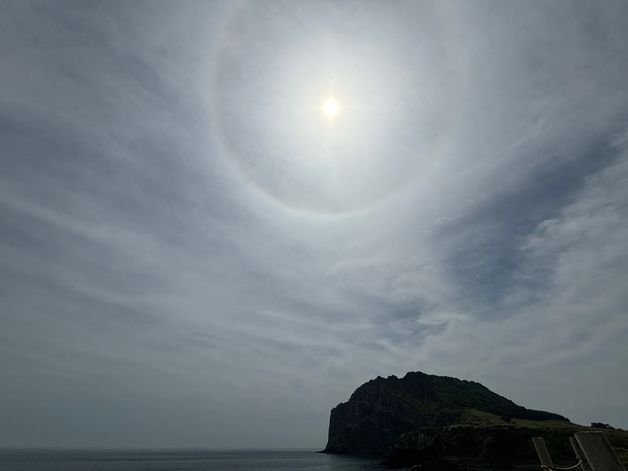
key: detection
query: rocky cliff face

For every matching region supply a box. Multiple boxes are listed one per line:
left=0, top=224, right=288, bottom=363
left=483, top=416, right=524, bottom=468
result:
left=323, top=371, right=569, bottom=456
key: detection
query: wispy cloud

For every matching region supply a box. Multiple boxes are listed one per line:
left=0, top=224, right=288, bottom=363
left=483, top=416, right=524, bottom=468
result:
left=1, top=0, right=627, bottom=448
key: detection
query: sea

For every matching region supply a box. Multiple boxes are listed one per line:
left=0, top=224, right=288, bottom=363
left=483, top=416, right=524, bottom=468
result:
left=0, top=450, right=385, bottom=471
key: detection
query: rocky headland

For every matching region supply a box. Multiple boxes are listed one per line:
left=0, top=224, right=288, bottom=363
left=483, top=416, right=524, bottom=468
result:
left=322, top=371, right=628, bottom=469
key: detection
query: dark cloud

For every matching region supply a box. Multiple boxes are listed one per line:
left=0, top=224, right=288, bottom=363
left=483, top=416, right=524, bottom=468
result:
left=437, top=138, right=623, bottom=312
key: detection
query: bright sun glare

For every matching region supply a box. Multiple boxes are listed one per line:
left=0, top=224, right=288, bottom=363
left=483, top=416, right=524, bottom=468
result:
left=322, top=97, right=340, bottom=120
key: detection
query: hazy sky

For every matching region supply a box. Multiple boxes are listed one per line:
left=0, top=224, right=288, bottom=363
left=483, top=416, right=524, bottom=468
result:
left=1, top=0, right=628, bottom=448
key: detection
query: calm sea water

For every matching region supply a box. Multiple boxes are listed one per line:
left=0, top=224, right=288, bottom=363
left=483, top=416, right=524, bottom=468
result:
left=0, top=450, right=385, bottom=471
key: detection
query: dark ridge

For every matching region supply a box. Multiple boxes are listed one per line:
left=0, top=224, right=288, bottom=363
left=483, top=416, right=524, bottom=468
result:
left=323, top=371, right=569, bottom=456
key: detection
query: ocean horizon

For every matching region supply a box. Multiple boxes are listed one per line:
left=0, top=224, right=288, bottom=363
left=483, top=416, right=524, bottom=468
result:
left=0, top=449, right=384, bottom=471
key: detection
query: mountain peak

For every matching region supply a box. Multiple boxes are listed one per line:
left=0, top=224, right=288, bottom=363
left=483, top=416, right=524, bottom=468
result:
left=324, top=371, right=569, bottom=456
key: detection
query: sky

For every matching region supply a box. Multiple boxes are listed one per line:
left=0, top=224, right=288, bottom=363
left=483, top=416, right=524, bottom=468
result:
left=1, top=0, right=628, bottom=449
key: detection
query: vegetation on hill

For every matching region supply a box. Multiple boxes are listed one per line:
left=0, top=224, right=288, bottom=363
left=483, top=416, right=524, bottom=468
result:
left=353, top=371, right=569, bottom=423
left=323, top=371, right=628, bottom=469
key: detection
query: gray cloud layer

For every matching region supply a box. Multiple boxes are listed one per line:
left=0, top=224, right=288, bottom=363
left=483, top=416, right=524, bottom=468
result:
left=1, top=0, right=628, bottom=448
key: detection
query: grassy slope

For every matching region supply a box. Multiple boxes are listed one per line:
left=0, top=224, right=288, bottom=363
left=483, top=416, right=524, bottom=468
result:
left=458, top=408, right=628, bottom=467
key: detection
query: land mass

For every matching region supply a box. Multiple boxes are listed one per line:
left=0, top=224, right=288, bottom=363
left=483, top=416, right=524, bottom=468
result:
left=322, top=371, right=628, bottom=469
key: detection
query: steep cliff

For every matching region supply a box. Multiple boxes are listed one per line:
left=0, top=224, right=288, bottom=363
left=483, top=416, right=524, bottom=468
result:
left=323, top=371, right=569, bottom=456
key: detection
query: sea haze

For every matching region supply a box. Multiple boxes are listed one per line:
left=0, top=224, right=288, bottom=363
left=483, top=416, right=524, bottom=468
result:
left=0, top=450, right=382, bottom=471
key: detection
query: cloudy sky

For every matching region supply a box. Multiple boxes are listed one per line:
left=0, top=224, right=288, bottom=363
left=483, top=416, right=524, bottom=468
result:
left=2, top=0, right=628, bottom=449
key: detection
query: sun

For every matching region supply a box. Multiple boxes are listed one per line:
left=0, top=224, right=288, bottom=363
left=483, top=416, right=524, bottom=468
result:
left=321, top=97, right=341, bottom=120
